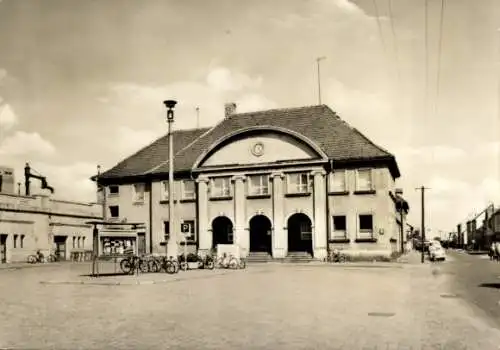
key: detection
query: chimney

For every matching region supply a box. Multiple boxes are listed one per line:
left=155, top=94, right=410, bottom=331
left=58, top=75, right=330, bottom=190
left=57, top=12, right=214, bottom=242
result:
left=224, top=102, right=237, bottom=118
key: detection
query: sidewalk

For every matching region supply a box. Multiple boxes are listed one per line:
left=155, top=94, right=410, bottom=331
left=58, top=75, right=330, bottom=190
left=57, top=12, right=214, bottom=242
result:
left=396, top=250, right=430, bottom=265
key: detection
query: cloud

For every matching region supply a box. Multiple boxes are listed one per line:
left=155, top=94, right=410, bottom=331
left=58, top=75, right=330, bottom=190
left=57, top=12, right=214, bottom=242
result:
left=114, top=126, right=163, bottom=159
left=105, top=66, right=278, bottom=131
left=395, top=145, right=468, bottom=164
left=332, top=0, right=366, bottom=15
left=27, top=161, right=98, bottom=202
left=0, top=104, right=18, bottom=130
left=206, top=67, right=262, bottom=92
left=0, top=131, right=56, bottom=157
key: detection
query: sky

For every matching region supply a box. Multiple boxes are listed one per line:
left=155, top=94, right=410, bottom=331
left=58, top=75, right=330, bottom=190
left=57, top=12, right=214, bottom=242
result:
left=0, top=0, right=498, bottom=234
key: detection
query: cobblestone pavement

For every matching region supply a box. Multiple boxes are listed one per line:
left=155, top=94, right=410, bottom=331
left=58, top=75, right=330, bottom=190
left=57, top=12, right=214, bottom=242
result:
left=1, top=259, right=500, bottom=349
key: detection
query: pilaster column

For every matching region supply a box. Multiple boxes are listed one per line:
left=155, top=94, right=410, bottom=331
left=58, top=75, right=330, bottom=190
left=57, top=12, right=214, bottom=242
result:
left=196, top=176, right=210, bottom=255
left=271, top=172, right=285, bottom=258
left=232, top=175, right=247, bottom=257
left=312, top=169, right=327, bottom=260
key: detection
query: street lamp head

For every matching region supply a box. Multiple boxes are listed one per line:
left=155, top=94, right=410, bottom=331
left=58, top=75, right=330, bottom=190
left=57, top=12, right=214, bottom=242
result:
left=163, top=100, right=177, bottom=109
left=163, top=100, right=178, bottom=122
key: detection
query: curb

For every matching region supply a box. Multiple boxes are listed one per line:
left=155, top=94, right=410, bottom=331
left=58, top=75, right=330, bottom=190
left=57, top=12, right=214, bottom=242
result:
left=0, top=263, right=66, bottom=271
left=40, top=270, right=234, bottom=286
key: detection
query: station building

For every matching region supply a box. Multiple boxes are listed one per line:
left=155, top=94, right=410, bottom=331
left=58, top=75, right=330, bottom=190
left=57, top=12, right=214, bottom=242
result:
left=96, top=104, right=409, bottom=260
left=0, top=176, right=102, bottom=263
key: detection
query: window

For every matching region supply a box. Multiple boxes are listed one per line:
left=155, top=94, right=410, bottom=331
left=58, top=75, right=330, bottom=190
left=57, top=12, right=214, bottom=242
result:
left=359, top=214, right=374, bottom=238
left=20, top=235, right=25, bottom=248
left=287, top=173, right=309, bottom=194
left=182, top=181, right=196, bottom=200
left=331, top=170, right=347, bottom=192
left=248, top=175, right=269, bottom=196
left=109, top=185, right=119, bottom=195
left=163, top=221, right=170, bottom=241
left=210, top=177, right=231, bottom=198
left=356, top=169, right=373, bottom=191
left=77, top=237, right=81, bottom=248
left=332, top=216, right=347, bottom=238
left=73, top=236, right=76, bottom=248
left=109, top=205, right=119, bottom=218
left=180, top=220, right=196, bottom=242
left=133, top=183, right=145, bottom=202
left=161, top=181, right=176, bottom=201
left=82, top=237, right=86, bottom=248
left=13, top=234, right=18, bottom=248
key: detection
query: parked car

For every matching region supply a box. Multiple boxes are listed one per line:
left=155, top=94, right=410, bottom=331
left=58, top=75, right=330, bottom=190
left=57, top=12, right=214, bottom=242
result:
left=429, top=242, right=446, bottom=261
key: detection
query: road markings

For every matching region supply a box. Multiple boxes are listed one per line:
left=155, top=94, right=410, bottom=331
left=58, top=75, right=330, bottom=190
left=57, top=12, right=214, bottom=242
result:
left=367, top=312, right=395, bottom=317
left=440, top=293, right=460, bottom=299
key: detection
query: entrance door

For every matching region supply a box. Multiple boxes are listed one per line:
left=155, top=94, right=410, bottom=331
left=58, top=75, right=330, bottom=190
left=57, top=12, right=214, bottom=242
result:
left=287, top=213, right=313, bottom=254
left=54, top=236, right=67, bottom=261
left=249, top=215, right=272, bottom=253
left=212, top=216, right=234, bottom=249
left=0, top=235, right=7, bottom=263
left=137, top=232, right=146, bottom=255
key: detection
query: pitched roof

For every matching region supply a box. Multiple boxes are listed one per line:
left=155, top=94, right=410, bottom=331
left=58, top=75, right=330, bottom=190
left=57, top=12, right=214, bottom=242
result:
left=98, top=105, right=400, bottom=180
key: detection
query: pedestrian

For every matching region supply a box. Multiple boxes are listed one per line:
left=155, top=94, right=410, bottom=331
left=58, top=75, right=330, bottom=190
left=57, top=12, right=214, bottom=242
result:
left=490, top=242, right=495, bottom=260
left=495, top=241, right=500, bottom=262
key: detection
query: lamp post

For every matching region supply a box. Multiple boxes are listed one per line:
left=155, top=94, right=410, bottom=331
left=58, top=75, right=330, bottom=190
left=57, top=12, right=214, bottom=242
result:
left=164, top=100, right=178, bottom=258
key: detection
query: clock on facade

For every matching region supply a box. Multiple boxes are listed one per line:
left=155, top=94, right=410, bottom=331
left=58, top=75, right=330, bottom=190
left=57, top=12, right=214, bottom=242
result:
left=251, top=142, right=265, bottom=157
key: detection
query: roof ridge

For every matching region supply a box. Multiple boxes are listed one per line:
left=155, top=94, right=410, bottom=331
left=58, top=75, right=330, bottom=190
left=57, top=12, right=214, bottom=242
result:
left=101, top=127, right=211, bottom=177
left=228, top=104, right=326, bottom=118
left=142, top=120, right=225, bottom=175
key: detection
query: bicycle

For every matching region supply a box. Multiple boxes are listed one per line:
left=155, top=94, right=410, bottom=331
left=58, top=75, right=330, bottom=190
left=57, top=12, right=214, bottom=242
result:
left=238, top=257, right=246, bottom=269
left=27, top=250, right=46, bottom=264
left=324, top=249, right=347, bottom=263
left=162, top=256, right=178, bottom=274
left=198, top=254, right=215, bottom=270
left=216, top=253, right=239, bottom=269
left=120, top=255, right=148, bottom=275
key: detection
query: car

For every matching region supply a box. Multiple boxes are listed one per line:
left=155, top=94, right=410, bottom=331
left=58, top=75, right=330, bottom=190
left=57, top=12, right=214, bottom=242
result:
left=429, top=243, right=446, bottom=262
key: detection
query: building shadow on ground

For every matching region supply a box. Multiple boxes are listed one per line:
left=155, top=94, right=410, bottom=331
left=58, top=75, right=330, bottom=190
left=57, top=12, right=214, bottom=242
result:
left=79, top=272, right=128, bottom=277
left=478, top=283, right=500, bottom=289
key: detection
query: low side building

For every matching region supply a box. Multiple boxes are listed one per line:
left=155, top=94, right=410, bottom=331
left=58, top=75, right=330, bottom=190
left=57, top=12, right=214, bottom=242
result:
left=0, top=193, right=102, bottom=263
left=96, top=104, right=409, bottom=260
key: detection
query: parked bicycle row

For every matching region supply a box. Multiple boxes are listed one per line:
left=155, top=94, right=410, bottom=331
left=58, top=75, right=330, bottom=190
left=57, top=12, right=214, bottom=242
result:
left=119, top=252, right=247, bottom=275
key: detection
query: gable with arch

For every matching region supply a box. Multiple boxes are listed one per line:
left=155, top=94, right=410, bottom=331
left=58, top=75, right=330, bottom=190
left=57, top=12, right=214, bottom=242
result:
left=193, top=126, right=328, bottom=169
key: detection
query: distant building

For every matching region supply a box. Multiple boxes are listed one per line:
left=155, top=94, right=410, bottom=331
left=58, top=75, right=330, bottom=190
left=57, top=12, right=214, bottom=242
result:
left=0, top=166, right=15, bottom=195
left=0, top=193, right=102, bottom=264
left=95, top=103, right=409, bottom=260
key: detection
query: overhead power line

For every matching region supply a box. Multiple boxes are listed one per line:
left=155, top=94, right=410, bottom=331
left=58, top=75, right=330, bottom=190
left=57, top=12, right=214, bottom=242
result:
left=387, top=0, right=401, bottom=85
left=424, top=0, right=429, bottom=119
left=434, top=0, right=446, bottom=116
left=372, top=0, right=388, bottom=57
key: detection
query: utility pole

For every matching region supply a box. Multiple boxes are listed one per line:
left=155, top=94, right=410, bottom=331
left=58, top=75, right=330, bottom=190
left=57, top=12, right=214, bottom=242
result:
left=316, top=56, right=326, bottom=105
left=416, top=186, right=430, bottom=263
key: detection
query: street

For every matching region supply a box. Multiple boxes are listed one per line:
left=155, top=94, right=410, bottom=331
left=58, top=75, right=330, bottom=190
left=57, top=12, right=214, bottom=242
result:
left=1, top=257, right=500, bottom=349
left=437, top=250, right=500, bottom=329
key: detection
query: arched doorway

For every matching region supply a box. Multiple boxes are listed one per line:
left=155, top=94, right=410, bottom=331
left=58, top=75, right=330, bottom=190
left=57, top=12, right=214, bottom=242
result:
left=287, top=213, right=313, bottom=254
left=212, top=216, right=234, bottom=249
left=249, top=215, right=272, bottom=253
